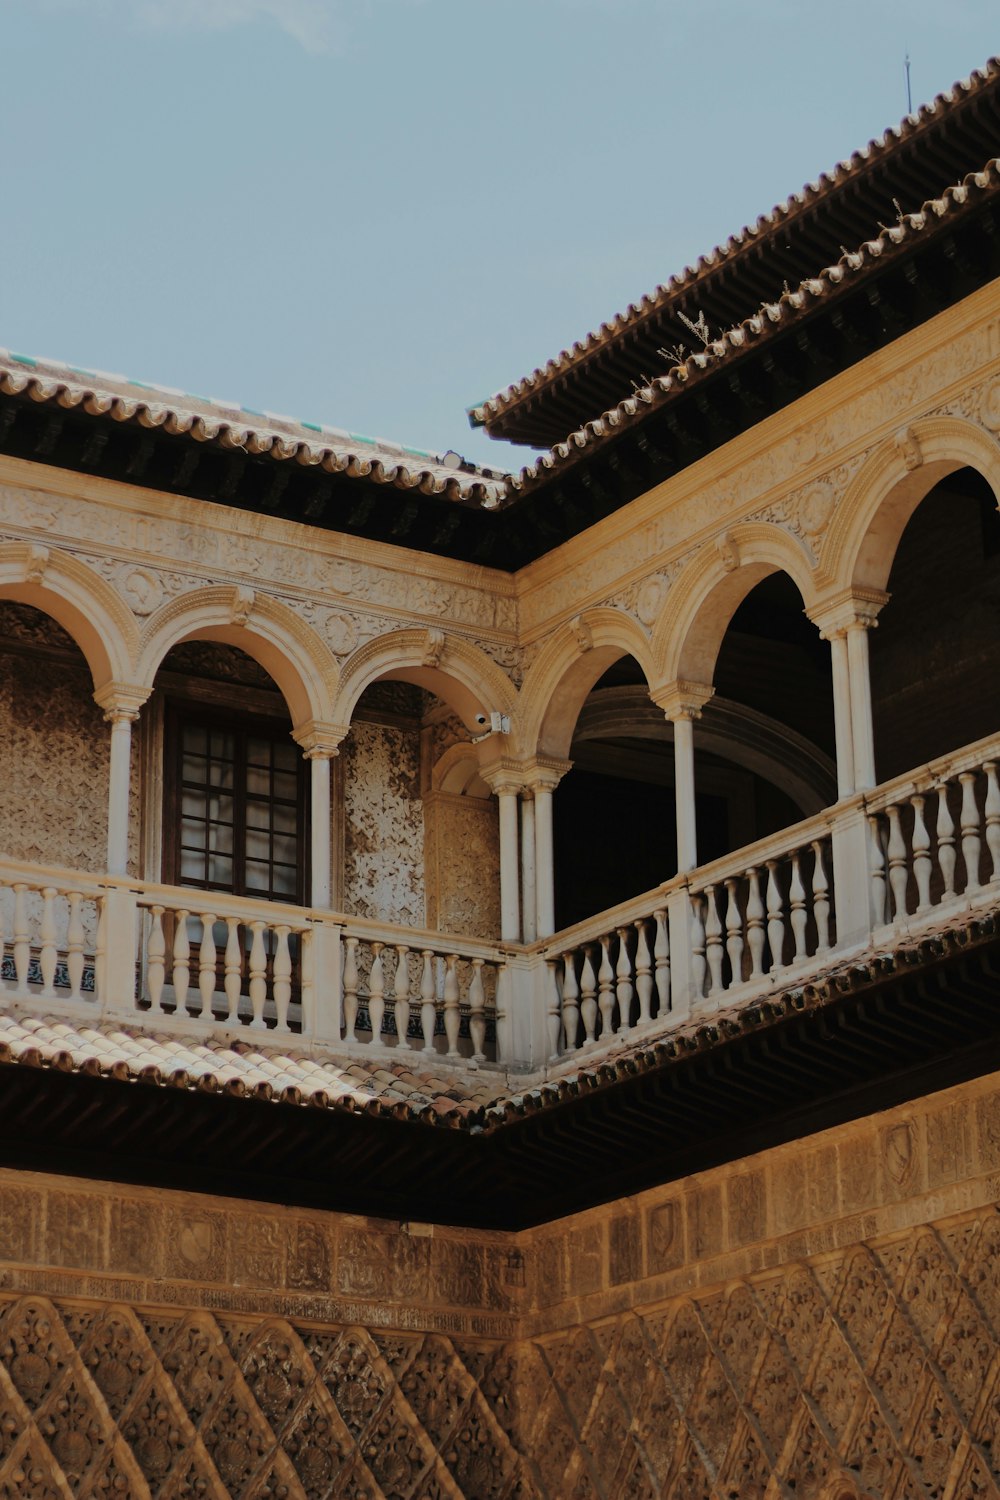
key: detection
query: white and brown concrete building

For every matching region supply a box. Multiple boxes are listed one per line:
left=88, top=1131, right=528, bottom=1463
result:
left=1, top=56, right=1000, bottom=1499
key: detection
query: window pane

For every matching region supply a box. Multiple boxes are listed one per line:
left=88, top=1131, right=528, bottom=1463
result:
left=246, top=798, right=271, bottom=831
left=246, top=828, right=270, bottom=862
left=247, top=737, right=271, bottom=768
left=210, top=730, right=233, bottom=759
left=181, top=850, right=205, bottom=881
left=181, top=817, right=207, bottom=848
left=273, top=772, right=298, bottom=802
left=246, top=765, right=270, bottom=797
left=182, top=792, right=207, bottom=819
left=208, top=823, right=233, bottom=855
left=273, top=865, right=297, bottom=897
left=273, top=834, right=298, bottom=865
left=182, top=726, right=208, bottom=756
left=181, top=754, right=207, bottom=784
left=207, top=794, right=234, bottom=824
left=272, top=804, right=298, bottom=835
left=208, top=761, right=234, bottom=789
left=245, top=860, right=271, bottom=893
left=273, top=740, right=297, bottom=771
left=208, top=854, right=233, bottom=885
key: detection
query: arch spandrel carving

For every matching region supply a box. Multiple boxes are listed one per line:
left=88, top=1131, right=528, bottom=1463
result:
left=0, top=543, right=137, bottom=693
left=136, top=585, right=339, bottom=730
left=334, top=629, right=517, bottom=737
left=823, top=413, right=1000, bottom=596
left=519, top=607, right=654, bottom=762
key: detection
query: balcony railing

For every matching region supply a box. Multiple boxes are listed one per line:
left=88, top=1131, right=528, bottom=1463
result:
left=3, top=729, right=1000, bottom=1075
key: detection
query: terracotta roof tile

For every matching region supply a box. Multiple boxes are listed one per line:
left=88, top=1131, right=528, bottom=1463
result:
left=500, top=160, right=1000, bottom=499
left=0, top=350, right=509, bottom=507
left=470, top=58, right=1000, bottom=438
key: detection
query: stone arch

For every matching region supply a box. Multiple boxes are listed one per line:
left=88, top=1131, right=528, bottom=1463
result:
left=136, top=586, right=338, bottom=729
left=431, top=742, right=491, bottom=798
left=0, top=542, right=137, bottom=693
left=520, top=607, right=655, bottom=761
left=826, top=413, right=1000, bottom=595
left=652, top=524, right=818, bottom=687
left=334, top=629, right=516, bottom=734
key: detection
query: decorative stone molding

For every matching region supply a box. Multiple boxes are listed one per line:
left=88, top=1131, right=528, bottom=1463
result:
left=651, top=679, right=715, bottom=722
left=808, top=585, right=890, bottom=639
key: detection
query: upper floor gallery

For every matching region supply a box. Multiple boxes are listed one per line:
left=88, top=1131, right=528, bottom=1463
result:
left=2, top=69, right=1000, bottom=1081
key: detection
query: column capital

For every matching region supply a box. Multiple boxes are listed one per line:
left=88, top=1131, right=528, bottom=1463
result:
left=523, top=756, right=573, bottom=795
left=650, top=679, right=715, bottom=722
left=292, top=720, right=348, bottom=759
left=479, top=758, right=528, bottom=798
left=808, top=586, right=889, bottom=640
left=93, top=682, right=150, bottom=725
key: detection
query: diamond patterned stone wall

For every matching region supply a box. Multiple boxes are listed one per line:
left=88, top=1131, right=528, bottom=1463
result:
left=3, top=1206, right=1000, bottom=1495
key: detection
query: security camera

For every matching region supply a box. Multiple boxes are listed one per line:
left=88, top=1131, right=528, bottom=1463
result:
left=473, top=712, right=489, bottom=727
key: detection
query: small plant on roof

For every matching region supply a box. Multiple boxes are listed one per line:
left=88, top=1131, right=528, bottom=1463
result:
left=677, top=309, right=713, bottom=346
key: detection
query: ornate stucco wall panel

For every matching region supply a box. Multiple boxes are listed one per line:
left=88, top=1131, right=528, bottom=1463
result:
left=341, top=719, right=425, bottom=925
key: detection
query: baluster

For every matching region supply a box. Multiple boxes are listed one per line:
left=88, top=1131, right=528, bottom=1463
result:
left=615, top=927, right=633, bottom=1032
left=886, top=804, right=909, bottom=920
left=765, top=861, right=786, bottom=971
left=561, top=951, right=581, bottom=1049
left=960, top=771, right=982, bottom=894
left=634, top=921, right=653, bottom=1027
left=198, top=912, right=218, bottom=1020
left=343, top=936, right=360, bottom=1043
left=985, top=762, right=1000, bottom=881
left=703, top=886, right=724, bottom=995
left=393, top=944, right=411, bottom=1049
left=248, top=921, right=267, bottom=1030
left=469, top=959, right=486, bottom=1063
left=546, top=959, right=562, bottom=1060
left=868, top=815, right=888, bottom=926
left=443, top=954, right=461, bottom=1058
left=690, top=896, right=707, bottom=999
left=597, top=936, right=615, bottom=1036
left=580, top=946, right=598, bottom=1045
left=39, top=888, right=57, bottom=999
left=94, top=895, right=107, bottom=1005
left=788, top=854, right=808, bottom=962
left=419, top=949, right=436, bottom=1052
left=746, top=868, right=765, bottom=979
left=273, top=925, right=291, bottom=1032
left=652, top=908, right=670, bottom=1017
left=170, top=910, right=190, bottom=1014
left=936, top=785, right=957, bottom=899
left=300, top=926, right=316, bottom=1036
left=66, top=892, right=85, bottom=1002
left=13, top=883, right=29, bottom=997
left=724, top=878, right=744, bottom=985
left=369, top=942, right=386, bottom=1044
left=911, top=796, right=932, bottom=912
left=146, top=906, right=166, bottom=1014
left=222, top=918, right=242, bottom=1024
left=811, top=842, right=830, bottom=953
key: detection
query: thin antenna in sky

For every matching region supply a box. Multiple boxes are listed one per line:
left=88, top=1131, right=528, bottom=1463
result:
left=905, top=51, right=913, bottom=114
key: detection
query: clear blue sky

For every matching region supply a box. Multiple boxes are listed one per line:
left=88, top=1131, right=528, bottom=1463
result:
left=1, top=1, right=997, bottom=468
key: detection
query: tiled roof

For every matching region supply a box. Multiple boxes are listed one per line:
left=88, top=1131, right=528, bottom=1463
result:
left=0, top=350, right=509, bottom=507
left=469, top=58, right=1000, bottom=441
left=0, top=1012, right=505, bottom=1126
left=3, top=903, right=997, bottom=1139
left=499, top=159, right=1000, bottom=500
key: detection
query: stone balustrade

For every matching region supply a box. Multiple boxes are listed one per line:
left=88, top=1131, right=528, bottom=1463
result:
left=4, top=729, right=1000, bottom=1073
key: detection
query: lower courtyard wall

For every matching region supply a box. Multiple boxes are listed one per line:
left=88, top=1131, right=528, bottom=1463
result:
left=1, top=1072, right=1000, bottom=1495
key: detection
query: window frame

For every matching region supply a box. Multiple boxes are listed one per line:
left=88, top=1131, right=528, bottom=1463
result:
left=162, top=698, right=310, bottom=907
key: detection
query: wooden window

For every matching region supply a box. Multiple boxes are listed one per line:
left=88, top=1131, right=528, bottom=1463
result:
left=164, top=703, right=308, bottom=903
